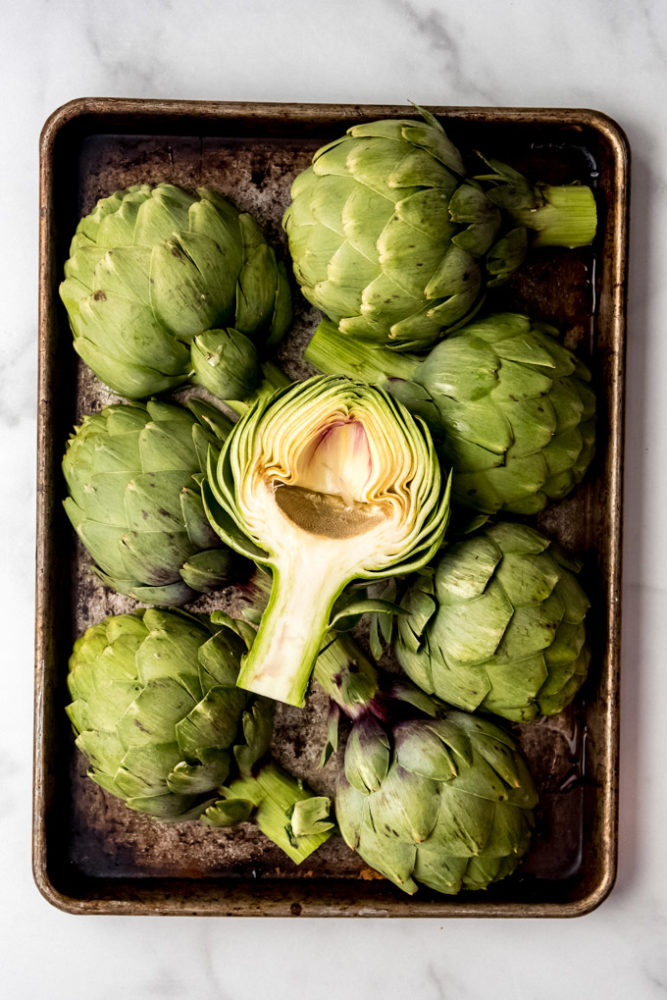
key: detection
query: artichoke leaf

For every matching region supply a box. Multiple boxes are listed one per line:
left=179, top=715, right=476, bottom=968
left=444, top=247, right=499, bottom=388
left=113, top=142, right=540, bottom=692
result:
left=356, top=817, right=419, bottom=893
left=166, top=751, right=231, bottom=795
left=412, top=843, right=469, bottom=894
left=121, top=580, right=196, bottom=606
left=344, top=718, right=391, bottom=794
left=369, top=764, right=440, bottom=844
left=175, top=686, right=248, bottom=758
left=394, top=721, right=459, bottom=781
left=115, top=741, right=183, bottom=798
left=203, top=797, right=254, bottom=827
left=180, top=548, right=237, bottom=593
left=494, top=550, right=560, bottom=605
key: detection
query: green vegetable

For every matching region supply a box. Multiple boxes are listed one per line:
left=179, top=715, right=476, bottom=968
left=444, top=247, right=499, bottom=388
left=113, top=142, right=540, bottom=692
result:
left=62, top=398, right=238, bottom=605
left=315, top=635, right=537, bottom=894
left=203, top=375, right=450, bottom=707
left=60, top=183, right=291, bottom=398
left=306, top=313, right=595, bottom=514
left=67, top=608, right=332, bottom=863
left=396, top=521, right=591, bottom=721
left=284, top=109, right=596, bottom=351
left=190, top=327, right=261, bottom=401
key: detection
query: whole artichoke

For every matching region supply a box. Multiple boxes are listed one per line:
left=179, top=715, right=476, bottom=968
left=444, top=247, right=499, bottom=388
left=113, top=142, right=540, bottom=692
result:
left=306, top=313, right=595, bottom=514
left=203, top=375, right=450, bottom=707
left=62, top=398, right=238, bottom=605
left=60, top=183, right=292, bottom=398
left=396, top=521, right=591, bottom=722
left=314, top=637, right=537, bottom=895
left=67, top=609, right=332, bottom=862
left=283, top=109, right=596, bottom=351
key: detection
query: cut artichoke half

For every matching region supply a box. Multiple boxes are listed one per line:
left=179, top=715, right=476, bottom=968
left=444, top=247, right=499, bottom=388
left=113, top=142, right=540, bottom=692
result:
left=203, top=375, right=450, bottom=707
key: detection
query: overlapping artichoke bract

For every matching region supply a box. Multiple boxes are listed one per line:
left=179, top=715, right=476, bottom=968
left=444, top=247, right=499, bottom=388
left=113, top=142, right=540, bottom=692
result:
left=62, top=398, right=238, bottom=606
left=314, top=636, right=537, bottom=895
left=306, top=313, right=596, bottom=515
left=283, top=109, right=596, bottom=351
left=60, top=183, right=291, bottom=398
left=396, top=522, right=591, bottom=722
left=203, top=375, right=450, bottom=707
left=67, top=609, right=332, bottom=863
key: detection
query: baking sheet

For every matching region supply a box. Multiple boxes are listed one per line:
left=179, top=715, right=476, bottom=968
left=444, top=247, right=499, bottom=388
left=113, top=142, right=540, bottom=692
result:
left=35, top=99, right=628, bottom=916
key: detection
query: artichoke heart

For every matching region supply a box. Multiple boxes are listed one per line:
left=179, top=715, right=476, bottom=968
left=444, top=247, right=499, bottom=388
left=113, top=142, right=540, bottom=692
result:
left=203, top=375, right=450, bottom=707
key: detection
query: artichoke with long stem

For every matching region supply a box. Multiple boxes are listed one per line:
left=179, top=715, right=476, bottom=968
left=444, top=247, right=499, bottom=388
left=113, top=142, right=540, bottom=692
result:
left=395, top=521, right=591, bottom=721
left=306, top=313, right=595, bottom=514
left=67, top=608, right=332, bottom=863
left=203, top=375, right=450, bottom=707
left=60, top=183, right=291, bottom=398
left=62, top=398, right=238, bottom=605
left=314, top=635, right=538, bottom=895
left=284, top=108, right=596, bottom=351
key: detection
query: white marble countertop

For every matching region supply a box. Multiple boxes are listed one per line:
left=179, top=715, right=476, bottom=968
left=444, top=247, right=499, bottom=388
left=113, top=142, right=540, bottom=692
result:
left=2, top=0, right=666, bottom=996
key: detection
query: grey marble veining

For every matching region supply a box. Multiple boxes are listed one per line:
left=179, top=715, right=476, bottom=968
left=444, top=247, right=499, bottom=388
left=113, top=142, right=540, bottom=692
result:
left=1, top=0, right=667, bottom=997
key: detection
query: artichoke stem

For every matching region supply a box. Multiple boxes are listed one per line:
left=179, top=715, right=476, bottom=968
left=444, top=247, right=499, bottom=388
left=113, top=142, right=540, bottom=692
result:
left=305, top=320, right=418, bottom=384
left=236, top=559, right=342, bottom=707
left=513, top=184, right=597, bottom=248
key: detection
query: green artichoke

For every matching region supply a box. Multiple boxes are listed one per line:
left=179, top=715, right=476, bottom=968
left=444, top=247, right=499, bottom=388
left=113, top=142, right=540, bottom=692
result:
left=314, top=635, right=537, bottom=895
left=67, top=608, right=332, bottom=863
left=60, top=183, right=291, bottom=398
left=62, top=398, right=238, bottom=605
left=203, top=375, right=450, bottom=707
left=306, top=313, right=595, bottom=514
left=283, top=109, right=596, bottom=351
left=396, top=521, right=591, bottom=722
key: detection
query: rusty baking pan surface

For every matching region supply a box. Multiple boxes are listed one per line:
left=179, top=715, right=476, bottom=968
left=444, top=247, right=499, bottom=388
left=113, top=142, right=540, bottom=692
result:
left=35, top=99, right=628, bottom=917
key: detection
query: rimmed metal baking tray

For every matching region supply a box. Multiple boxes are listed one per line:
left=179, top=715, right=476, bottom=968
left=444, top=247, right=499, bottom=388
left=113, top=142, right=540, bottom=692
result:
left=35, top=98, right=628, bottom=917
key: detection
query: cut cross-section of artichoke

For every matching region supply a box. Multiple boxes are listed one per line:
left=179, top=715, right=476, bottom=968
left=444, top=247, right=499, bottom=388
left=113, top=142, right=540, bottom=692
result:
left=203, top=375, right=450, bottom=707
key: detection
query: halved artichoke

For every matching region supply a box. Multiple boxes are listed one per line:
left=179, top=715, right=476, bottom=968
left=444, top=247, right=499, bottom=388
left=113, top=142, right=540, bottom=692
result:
left=203, top=375, right=450, bottom=706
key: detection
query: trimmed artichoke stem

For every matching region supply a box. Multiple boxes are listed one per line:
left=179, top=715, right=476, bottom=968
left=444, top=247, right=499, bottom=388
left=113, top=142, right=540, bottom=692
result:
left=510, top=184, right=597, bottom=248
left=305, top=323, right=417, bottom=385
left=236, top=559, right=342, bottom=707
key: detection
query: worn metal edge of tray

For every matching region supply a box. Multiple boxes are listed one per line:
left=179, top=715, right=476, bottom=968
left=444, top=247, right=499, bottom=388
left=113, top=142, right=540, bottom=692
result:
left=34, top=97, right=629, bottom=917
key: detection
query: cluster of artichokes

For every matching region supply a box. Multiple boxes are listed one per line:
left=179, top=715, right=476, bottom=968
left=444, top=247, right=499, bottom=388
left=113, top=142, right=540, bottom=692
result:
left=58, top=108, right=597, bottom=896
